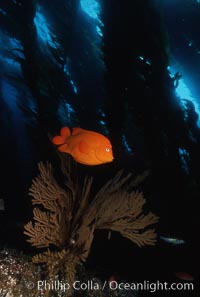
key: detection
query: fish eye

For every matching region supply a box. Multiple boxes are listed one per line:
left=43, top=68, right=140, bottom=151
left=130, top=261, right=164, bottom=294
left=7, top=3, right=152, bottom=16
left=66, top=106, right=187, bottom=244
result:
left=105, top=148, right=110, bottom=152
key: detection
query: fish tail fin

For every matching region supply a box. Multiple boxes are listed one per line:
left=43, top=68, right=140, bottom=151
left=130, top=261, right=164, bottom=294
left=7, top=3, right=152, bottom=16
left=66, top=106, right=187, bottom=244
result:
left=58, top=144, right=70, bottom=153
left=52, top=135, right=65, bottom=145
left=60, top=127, right=71, bottom=138
left=52, top=127, right=71, bottom=145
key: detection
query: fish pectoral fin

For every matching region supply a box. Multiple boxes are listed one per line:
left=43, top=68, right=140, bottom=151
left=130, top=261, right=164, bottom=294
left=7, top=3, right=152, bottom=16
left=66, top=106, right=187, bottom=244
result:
left=58, top=143, right=70, bottom=153
left=78, top=141, right=90, bottom=154
left=72, top=127, right=85, bottom=135
left=52, top=135, right=65, bottom=145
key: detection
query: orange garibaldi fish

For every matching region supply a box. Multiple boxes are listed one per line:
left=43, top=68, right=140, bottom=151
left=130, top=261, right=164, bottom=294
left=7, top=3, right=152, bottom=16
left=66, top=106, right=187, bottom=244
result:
left=52, top=127, right=114, bottom=165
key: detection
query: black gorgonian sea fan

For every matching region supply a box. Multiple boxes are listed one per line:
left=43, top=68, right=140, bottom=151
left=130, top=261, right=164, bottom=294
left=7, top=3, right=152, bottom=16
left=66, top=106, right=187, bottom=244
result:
left=24, top=155, right=158, bottom=295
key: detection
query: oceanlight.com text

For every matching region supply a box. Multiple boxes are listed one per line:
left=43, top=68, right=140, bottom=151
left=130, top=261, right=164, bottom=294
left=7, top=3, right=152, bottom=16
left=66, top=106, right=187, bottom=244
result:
left=27, top=279, right=195, bottom=293
left=108, top=280, right=194, bottom=293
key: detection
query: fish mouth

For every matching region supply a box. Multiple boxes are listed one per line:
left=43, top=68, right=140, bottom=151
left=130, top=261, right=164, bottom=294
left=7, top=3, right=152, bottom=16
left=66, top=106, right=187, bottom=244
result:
left=109, top=156, right=114, bottom=162
left=96, top=155, right=114, bottom=164
left=92, top=149, right=114, bottom=164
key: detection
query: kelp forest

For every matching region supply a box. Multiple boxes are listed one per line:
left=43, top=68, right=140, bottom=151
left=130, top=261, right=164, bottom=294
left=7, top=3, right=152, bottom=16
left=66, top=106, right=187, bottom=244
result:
left=0, top=0, right=199, bottom=296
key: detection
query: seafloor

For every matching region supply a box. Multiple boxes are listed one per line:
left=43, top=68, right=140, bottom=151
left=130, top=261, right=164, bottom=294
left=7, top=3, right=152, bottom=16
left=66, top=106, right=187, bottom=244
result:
left=0, top=249, right=138, bottom=297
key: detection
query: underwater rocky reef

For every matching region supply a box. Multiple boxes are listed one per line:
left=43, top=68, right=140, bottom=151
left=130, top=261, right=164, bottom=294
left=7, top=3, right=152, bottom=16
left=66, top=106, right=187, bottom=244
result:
left=0, top=250, right=139, bottom=297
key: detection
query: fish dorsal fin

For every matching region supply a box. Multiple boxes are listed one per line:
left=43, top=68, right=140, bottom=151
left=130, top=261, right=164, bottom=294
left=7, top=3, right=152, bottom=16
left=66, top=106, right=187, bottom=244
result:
left=72, top=127, right=85, bottom=135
